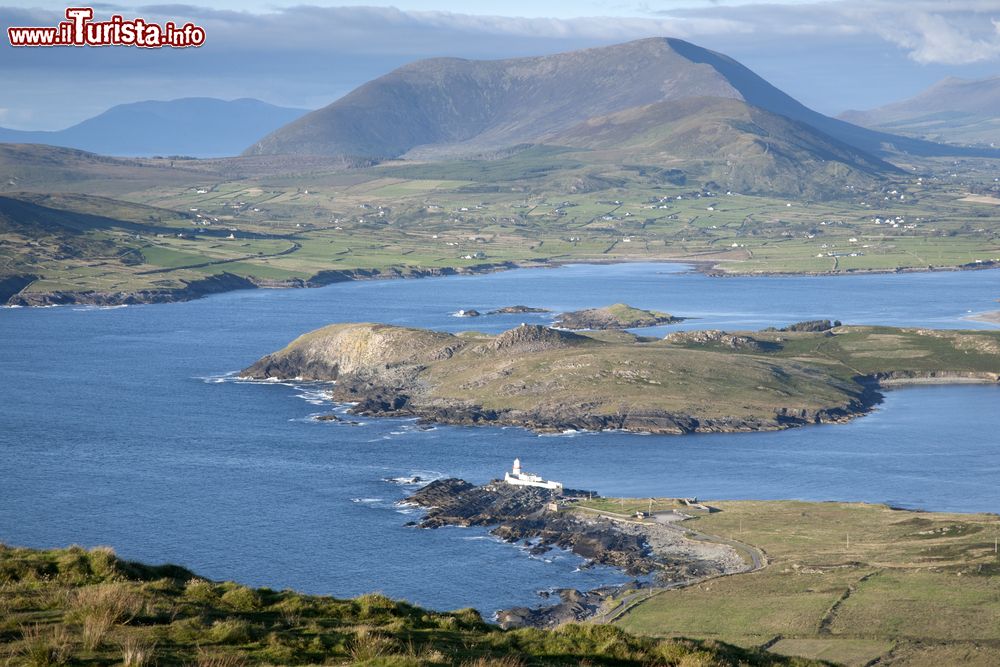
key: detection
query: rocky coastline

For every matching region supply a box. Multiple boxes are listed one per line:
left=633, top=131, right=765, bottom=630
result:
left=5, top=258, right=997, bottom=307
left=405, top=478, right=750, bottom=628
left=2, top=261, right=528, bottom=307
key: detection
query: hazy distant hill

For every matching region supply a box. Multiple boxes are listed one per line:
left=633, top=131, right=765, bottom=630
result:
left=839, top=76, right=1000, bottom=147
left=246, top=37, right=993, bottom=161
left=0, top=98, right=309, bottom=158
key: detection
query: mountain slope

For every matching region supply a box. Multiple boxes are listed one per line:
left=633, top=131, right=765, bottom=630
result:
left=839, top=76, right=1000, bottom=147
left=246, top=37, right=996, bottom=161
left=550, top=97, right=902, bottom=197
left=0, top=98, right=309, bottom=158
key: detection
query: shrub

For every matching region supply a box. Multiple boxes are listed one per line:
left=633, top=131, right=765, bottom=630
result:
left=356, top=592, right=397, bottom=619
left=349, top=628, right=397, bottom=662
left=81, top=608, right=115, bottom=650
left=71, top=583, right=144, bottom=624
left=208, top=619, right=254, bottom=644
left=220, top=585, right=261, bottom=612
left=119, top=635, right=156, bottom=667
left=195, top=648, right=248, bottom=667
left=169, top=616, right=207, bottom=643
left=87, top=547, right=118, bottom=580
left=184, top=578, right=218, bottom=604
left=55, top=547, right=92, bottom=584
left=18, top=624, right=71, bottom=667
left=460, top=657, right=525, bottom=667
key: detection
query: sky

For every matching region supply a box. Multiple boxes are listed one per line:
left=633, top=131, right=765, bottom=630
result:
left=1, top=0, right=999, bottom=129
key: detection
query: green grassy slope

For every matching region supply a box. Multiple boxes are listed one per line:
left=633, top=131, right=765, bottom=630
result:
left=613, top=500, right=1000, bottom=666
left=0, top=544, right=818, bottom=666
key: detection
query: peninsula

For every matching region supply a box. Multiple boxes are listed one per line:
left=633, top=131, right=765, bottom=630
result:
left=242, top=321, right=1000, bottom=434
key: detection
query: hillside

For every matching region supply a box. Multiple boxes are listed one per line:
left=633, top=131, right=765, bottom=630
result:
left=839, top=76, right=1000, bottom=147
left=0, top=98, right=309, bottom=158
left=0, top=543, right=815, bottom=666
left=246, top=37, right=995, bottom=161
left=549, top=97, right=901, bottom=198
left=242, top=322, right=1000, bottom=435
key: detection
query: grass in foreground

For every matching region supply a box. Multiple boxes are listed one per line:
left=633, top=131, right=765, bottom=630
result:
left=0, top=543, right=819, bottom=666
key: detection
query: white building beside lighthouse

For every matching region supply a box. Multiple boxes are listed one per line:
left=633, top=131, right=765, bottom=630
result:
left=504, top=458, right=563, bottom=492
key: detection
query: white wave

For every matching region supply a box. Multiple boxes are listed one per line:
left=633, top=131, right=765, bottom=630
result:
left=72, top=304, right=129, bottom=312
left=195, top=370, right=240, bottom=384
left=351, top=497, right=383, bottom=504
left=383, top=470, right=446, bottom=486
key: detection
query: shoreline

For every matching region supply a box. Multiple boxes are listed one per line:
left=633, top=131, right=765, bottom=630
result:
left=405, top=478, right=762, bottom=628
left=349, top=371, right=1000, bottom=435
left=4, top=256, right=998, bottom=308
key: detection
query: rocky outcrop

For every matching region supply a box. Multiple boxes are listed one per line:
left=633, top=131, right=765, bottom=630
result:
left=873, top=370, right=1000, bottom=385
left=490, top=324, right=589, bottom=353
left=409, top=479, right=654, bottom=575
left=0, top=274, right=37, bottom=304
left=554, top=303, right=683, bottom=330
left=487, top=305, right=550, bottom=315
left=664, top=329, right=774, bottom=352
left=777, top=319, right=841, bottom=332
left=496, top=587, right=631, bottom=629
left=243, top=322, right=463, bottom=382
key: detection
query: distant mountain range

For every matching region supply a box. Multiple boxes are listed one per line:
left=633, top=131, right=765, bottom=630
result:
left=839, top=76, right=1000, bottom=148
left=0, top=98, right=309, bottom=158
left=245, top=37, right=995, bottom=164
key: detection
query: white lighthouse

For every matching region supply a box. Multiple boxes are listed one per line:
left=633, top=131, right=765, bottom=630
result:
left=504, top=458, right=563, bottom=492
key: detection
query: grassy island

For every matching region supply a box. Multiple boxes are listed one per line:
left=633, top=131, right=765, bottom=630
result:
left=242, top=321, right=1000, bottom=435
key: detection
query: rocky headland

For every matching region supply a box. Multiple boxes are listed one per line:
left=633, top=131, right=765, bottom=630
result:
left=405, top=478, right=748, bottom=628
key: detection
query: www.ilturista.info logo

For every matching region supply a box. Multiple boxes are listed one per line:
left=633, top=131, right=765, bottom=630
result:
left=7, top=7, right=206, bottom=47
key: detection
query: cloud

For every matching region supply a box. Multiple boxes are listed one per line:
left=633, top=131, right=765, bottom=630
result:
left=658, top=1, right=1000, bottom=65
left=873, top=10, right=1000, bottom=65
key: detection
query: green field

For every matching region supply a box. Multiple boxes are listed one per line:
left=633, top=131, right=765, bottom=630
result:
left=612, top=500, right=1000, bottom=666
left=1, top=144, right=998, bottom=303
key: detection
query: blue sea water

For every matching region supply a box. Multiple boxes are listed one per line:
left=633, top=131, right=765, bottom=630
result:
left=1, top=263, right=998, bottom=616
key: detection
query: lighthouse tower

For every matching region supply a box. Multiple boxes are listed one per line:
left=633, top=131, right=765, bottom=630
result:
left=512, top=458, right=521, bottom=475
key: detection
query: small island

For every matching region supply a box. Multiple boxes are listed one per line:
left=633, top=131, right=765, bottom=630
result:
left=967, top=310, right=1000, bottom=325
left=487, top=305, right=551, bottom=315
left=242, top=321, right=999, bottom=434
left=553, top=303, right=684, bottom=330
